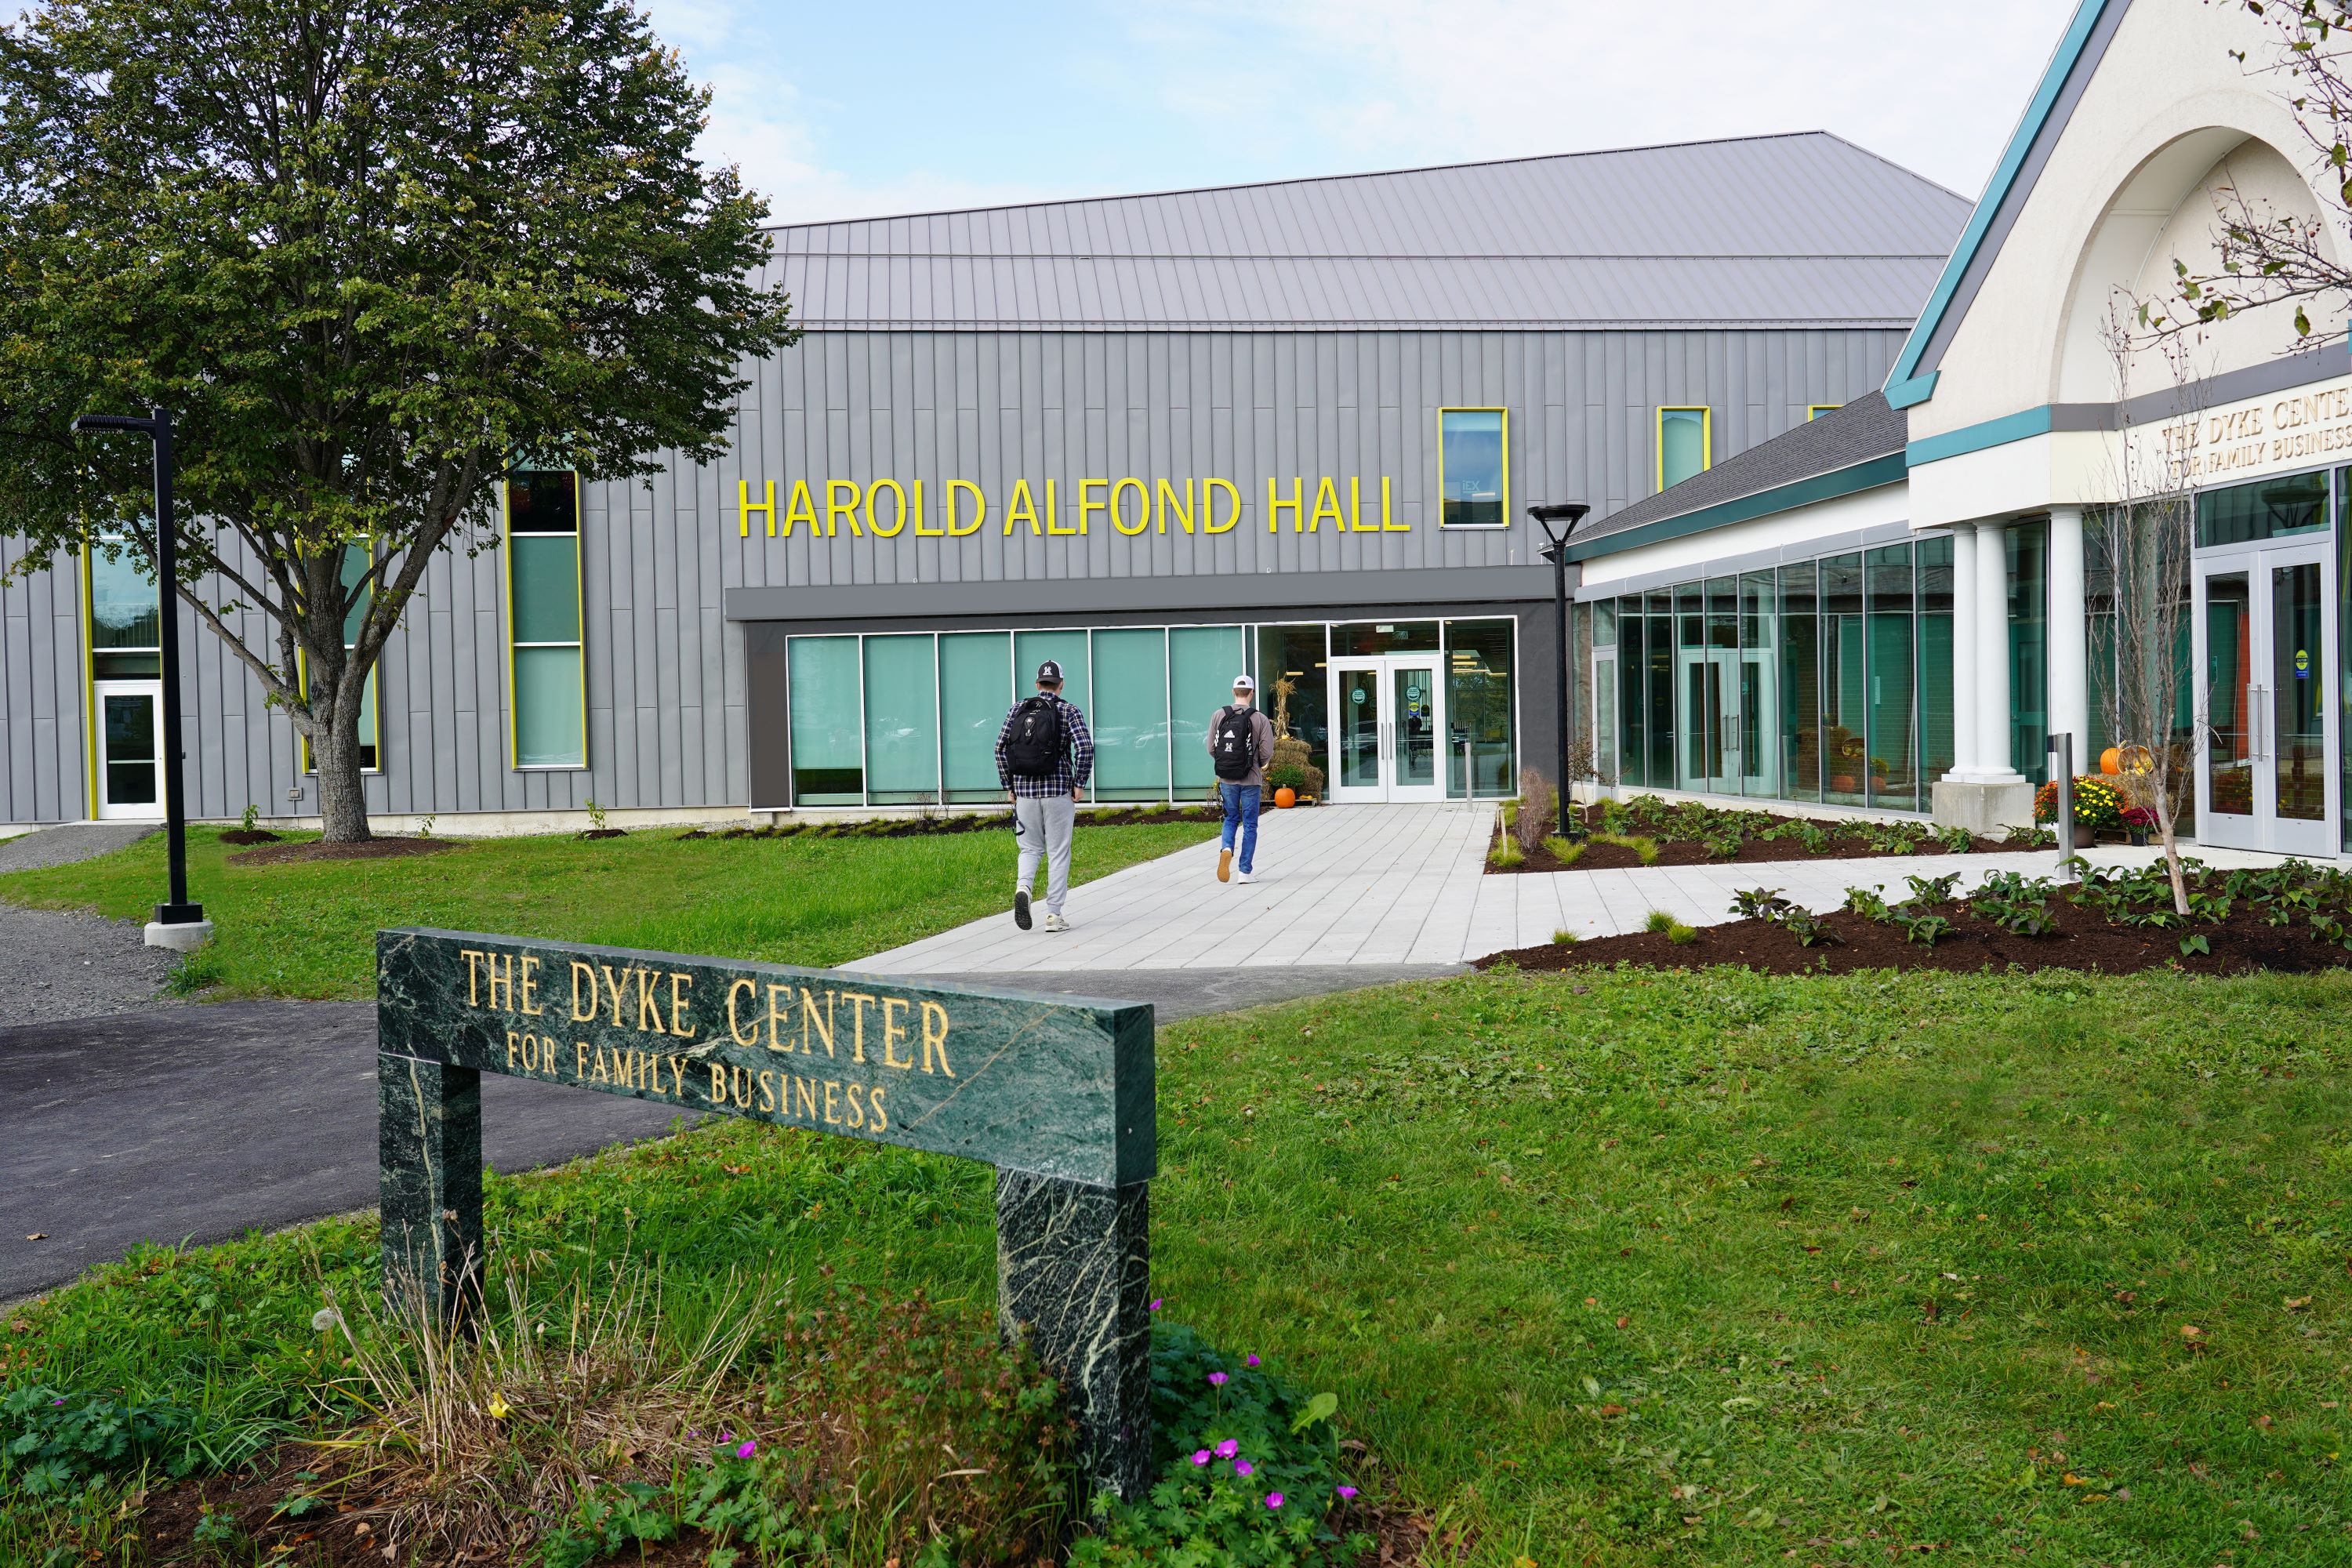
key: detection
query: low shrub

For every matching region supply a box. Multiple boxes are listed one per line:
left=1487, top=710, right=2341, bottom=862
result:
left=0, top=1384, right=201, bottom=1497
left=1073, top=1323, right=1370, bottom=1567
left=1645, top=909, right=1676, bottom=934
left=1541, top=835, right=1584, bottom=866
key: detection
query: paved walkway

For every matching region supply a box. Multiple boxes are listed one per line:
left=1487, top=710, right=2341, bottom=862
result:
left=857, top=801, right=1498, bottom=973
left=857, top=804, right=2307, bottom=970
left=0, top=821, right=156, bottom=873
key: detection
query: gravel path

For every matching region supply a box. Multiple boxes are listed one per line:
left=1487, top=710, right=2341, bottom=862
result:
left=0, top=822, right=158, bottom=873
left=0, top=825, right=178, bottom=1023
left=0, top=903, right=182, bottom=1024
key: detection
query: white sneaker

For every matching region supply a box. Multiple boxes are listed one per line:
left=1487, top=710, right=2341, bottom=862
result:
left=1043, top=912, right=1070, bottom=932
left=1236, top=871, right=1256, bottom=884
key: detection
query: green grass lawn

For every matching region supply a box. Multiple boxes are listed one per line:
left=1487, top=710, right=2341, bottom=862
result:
left=10, top=964, right=2350, bottom=1563
left=0, top=820, right=1216, bottom=998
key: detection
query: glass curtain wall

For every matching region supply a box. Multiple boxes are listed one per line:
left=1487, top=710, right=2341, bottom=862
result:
left=1589, top=538, right=1965, bottom=813
left=783, top=619, right=1509, bottom=808
left=2007, top=522, right=2050, bottom=783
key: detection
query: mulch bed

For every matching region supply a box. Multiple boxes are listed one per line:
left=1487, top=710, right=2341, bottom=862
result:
left=217, top=828, right=282, bottom=845
left=226, top=837, right=462, bottom=866
left=681, top=804, right=1225, bottom=841
left=1492, top=829, right=2034, bottom=873
left=1477, top=897, right=2352, bottom=978
left=133, top=1443, right=1439, bottom=1568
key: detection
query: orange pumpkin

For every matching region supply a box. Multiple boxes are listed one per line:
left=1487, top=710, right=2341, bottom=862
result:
left=2100, top=746, right=2122, bottom=775
left=1275, top=786, right=1298, bottom=808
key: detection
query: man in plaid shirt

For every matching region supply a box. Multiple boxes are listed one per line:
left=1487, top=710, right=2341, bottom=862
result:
left=996, top=659, right=1094, bottom=932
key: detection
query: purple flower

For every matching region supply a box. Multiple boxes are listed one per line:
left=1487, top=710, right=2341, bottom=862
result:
left=735, top=1439, right=757, bottom=1458
left=1215, top=1439, right=1239, bottom=1458
left=1245, top=1353, right=1260, bottom=1367
left=1208, top=1370, right=1229, bottom=1386
left=1191, top=1448, right=1210, bottom=1465
left=1149, top=1298, right=1163, bottom=1312
left=719, top=1429, right=733, bottom=1443
left=1266, top=1492, right=1285, bottom=1508
left=51, top=1397, right=66, bottom=1406
left=1234, top=1459, right=1255, bottom=1477
left=1338, top=1485, right=1359, bottom=1501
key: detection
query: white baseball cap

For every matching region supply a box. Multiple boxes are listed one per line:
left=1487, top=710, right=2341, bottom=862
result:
left=1232, top=673, right=1256, bottom=691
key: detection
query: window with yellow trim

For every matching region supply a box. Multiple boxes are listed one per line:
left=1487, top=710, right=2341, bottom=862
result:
left=1657, top=407, right=1711, bottom=491
left=301, top=541, right=381, bottom=773
left=1808, top=404, right=1842, bottom=421
left=507, top=470, right=586, bottom=768
left=1438, top=409, right=1508, bottom=528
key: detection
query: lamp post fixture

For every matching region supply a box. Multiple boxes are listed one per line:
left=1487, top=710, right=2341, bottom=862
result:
left=1530, top=501, right=1591, bottom=828
left=73, top=406, right=210, bottom=951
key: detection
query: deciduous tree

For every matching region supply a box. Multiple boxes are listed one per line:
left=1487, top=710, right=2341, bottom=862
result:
left=0, top=0, right=797, bottom=839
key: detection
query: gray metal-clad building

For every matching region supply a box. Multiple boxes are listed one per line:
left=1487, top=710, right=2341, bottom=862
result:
left=0, top=131, right=1968, bottom=827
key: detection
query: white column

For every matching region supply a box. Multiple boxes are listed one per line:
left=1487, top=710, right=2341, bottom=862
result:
left=1975, top=518, right=2023, bottom=781
left=1947, top=523, right=1978, bottom=778
left=2046, top=506, right=2089, bottom=768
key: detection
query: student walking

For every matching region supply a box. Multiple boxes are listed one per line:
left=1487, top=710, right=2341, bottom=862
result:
left=1207, top=673, right=1276, bottom=884
left=996, top=659, right=1094, bottom=931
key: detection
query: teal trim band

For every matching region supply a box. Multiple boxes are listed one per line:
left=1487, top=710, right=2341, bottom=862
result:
left=1565, top=452, right=1910, bottom=563
left=1906, top=405, right=2055, bottom=466
left=1879, top=0, right=2114, bottom=407
left=1883, top=372, right=1939, bottom=410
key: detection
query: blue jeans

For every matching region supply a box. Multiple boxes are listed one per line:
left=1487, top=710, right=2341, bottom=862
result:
left=1219, top=783, right=1260, bottom=873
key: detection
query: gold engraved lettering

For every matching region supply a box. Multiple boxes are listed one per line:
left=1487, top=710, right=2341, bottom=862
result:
left=597, top=964, right=630, bottom=1025
left=709, top=1063, right=728, bottom=1103
left=669, top=971, right=695, bottom=1038
left=506, top=1029, right=521, bottom=1070
left=842, top=992, right=877, bottom=1064
left=486, top=951, right=514, bottom=1012
left=634, top=967, right=667, bottom=1035
left=846, top=1082, right=866, bottom=1127
left=793, top=1076, right=818, bottom=1119
left=519, top=956, right=543, bottom=1015
left=765, top=982, right=794, bottom=1050
left=881, top=996, right=914, bottom=1069
left=591, top=1047, right=612, bottom=1084
left=920, top=1001, right=954, bottom=1076
left=667, top=1055, right=690, bottom=1098
left=730, top=1066, right=753, bottom=1109
left=462, top=949, right=487, bottom=1007
left=570, top=960, right=597, bottom=1021
left=728, top=979, right=758, bottom=1047
left=575, top=1041, right=590, bottom=1078
left=800, top=988, right=837, bottom=1057
left=823, top=1080, right=842, bottom=1123
left=869, top=1084, right=888, bottom=1132
left=757, top=1069, right=777, bottom=1112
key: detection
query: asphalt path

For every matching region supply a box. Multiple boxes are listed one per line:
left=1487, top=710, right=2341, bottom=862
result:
left=0, top=964, right=1455, bottom=1302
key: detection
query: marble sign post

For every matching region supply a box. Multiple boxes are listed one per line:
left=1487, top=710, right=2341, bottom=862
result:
left=376, top=927, right=1156, bottom=1500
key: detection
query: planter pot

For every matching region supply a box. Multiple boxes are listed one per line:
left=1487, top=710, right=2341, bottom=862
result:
left=1274, top=786, right=1297, bottom=808
left=2128, top=829, right=2149, bottom=847
left=1829, top=774, right=1857, bottom=793
left=2073, top=824, right=2096, bottom=849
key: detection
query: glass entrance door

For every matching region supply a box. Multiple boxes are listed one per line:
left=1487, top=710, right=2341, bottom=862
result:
left=93, top=680, right=165, bottom=821
left=2197, top=542, right=2335, bottom=855
left=1328, top=656, right=1446, bottom=802
left=1674, top=648, right=1776, bottom=796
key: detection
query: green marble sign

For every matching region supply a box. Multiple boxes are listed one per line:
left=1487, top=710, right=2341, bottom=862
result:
left=376, top=926, right=1156, bottom=1499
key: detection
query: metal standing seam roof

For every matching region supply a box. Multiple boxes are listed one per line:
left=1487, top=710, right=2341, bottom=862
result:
left=760, top=132, right=1973, bottom=332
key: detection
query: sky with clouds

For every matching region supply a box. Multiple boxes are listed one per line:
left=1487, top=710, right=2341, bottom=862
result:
left=640, top=0, right=2080, bottom=226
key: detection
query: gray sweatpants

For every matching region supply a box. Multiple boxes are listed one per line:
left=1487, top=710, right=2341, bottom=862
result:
left=1014, top=794, right=1076, bottom=914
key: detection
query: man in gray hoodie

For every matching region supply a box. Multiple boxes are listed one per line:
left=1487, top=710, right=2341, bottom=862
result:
left=1206, top=673, right=1278, bottom=884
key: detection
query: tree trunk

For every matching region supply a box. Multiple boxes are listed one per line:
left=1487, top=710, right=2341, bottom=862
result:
left=310, top=696, right=374, bottom=844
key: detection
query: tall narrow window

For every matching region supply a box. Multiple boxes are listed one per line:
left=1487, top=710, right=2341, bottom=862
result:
left=1438, top=409, right=1507, bottom=528
left=301, top=541, right=382, bottom=772
left=506, top=469, right=586, bottom=769
left=1657, top=407, right=1711, bottom=490
left=86, top=535, right=163, bottom=817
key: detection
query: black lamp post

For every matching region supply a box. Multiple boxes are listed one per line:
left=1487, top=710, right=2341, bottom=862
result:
left=74, top=406, right=205, bottom=938
left=1530, top=501, right=1591, bottom=826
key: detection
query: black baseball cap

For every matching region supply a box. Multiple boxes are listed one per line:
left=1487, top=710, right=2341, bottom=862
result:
left=1036, top=659, right=1064, bottom=682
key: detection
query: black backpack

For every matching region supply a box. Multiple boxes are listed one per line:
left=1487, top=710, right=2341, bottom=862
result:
left=1004, top=695, right=1067, bottom=777
left=1211, top=706, right=1258, bottom=782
